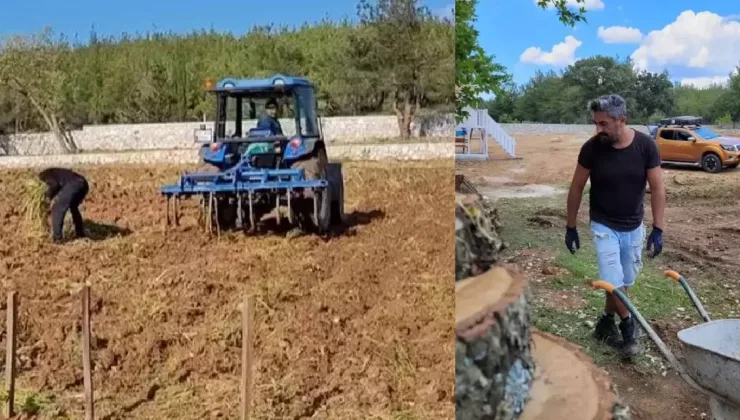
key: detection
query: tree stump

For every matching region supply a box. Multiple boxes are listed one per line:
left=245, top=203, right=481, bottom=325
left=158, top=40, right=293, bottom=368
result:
left=455, top=192, right=506, bottom=281
left=454, top=173, right=630, bottom=420
left=520, top=330, right=631, bottom=420
left=456, top=265, right=535, bottom=420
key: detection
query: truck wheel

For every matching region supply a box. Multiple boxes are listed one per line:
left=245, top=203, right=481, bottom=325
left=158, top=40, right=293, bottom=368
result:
left=701, top=153, right=723, bottom=174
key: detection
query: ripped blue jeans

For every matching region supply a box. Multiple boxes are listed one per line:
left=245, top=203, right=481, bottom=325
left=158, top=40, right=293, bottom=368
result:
left=590, top=221, right=646, bottom=289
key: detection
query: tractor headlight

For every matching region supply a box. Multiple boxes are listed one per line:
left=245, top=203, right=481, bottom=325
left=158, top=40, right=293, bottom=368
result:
left=223, top=82, right=235, bottom=89
left=273, top=78, right=284, bottom=86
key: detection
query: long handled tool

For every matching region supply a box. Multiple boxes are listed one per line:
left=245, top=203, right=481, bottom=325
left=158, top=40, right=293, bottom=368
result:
left=588, top=277, right=739, bottom=418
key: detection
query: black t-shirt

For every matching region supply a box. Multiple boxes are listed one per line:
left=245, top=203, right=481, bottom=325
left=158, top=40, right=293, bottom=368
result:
left=577, top=130, right=661, bottom=232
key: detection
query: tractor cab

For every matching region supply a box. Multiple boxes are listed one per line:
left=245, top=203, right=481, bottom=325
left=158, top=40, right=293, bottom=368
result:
left=195, top=74, right=324, bottom=171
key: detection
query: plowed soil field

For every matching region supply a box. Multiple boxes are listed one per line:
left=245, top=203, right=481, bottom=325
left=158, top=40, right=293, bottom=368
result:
left=0, top=160, right=455, bottom=420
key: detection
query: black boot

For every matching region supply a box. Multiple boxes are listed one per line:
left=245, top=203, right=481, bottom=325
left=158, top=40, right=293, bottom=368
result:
left=593, top=313, right=622, bottom=347
left=619, top=316, right=641, bottom=357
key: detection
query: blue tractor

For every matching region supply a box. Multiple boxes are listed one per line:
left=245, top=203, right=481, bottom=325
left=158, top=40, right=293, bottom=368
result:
left=160, top=74, right=344, bottom=235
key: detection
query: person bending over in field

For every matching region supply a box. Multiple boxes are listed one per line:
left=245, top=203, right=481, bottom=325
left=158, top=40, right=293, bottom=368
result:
left=565, top=94, right=666, bottom=357
left=39, top=167, right=90, bottom=243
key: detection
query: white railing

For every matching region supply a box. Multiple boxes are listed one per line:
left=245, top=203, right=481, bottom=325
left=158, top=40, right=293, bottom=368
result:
left=456, top=107, right=516, bottom=159
left=476, top=108, right=516, bottom=157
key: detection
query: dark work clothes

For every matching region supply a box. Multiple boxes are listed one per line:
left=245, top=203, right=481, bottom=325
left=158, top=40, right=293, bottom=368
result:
left=577, top=130, right=661, bottom=232
left=256, top=113, right=283, bottom=136
left=38, top=168, right=89, bottom=241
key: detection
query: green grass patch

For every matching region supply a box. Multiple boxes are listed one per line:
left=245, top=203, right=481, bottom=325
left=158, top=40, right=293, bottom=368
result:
left=0, top=388, right=61, bottom=416
left=497, top=195, right=727, bottom=370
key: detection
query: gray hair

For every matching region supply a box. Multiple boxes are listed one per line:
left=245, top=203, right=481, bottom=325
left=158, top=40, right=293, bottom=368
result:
left=588, top=94, right=627, bottom=119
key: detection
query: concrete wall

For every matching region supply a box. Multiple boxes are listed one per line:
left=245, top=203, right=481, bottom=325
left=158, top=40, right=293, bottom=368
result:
left=497, top=123, right=738, bottom=136
left=0, top=114, right=455, bottom=156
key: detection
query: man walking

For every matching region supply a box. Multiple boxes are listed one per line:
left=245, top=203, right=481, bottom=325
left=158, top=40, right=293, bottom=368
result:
left=38, top=167, right=90, bottom=243
left=565, top=94, right=666, bottom=357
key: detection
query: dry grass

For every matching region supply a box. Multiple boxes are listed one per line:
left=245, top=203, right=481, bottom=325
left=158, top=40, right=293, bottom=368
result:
left=19, top=177, right=50, bottom=239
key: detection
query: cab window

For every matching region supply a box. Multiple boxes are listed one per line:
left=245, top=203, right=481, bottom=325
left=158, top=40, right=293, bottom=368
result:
left=675, top=131, right=693, bottom=141
left=659, top=129, right=676, bottom=140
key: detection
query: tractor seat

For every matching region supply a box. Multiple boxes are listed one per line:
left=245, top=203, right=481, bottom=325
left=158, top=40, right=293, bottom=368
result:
left=244, top=127, right=278, bottom=168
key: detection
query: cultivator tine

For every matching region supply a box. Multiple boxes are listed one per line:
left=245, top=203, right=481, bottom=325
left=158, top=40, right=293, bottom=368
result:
left=248, top=191, right=255, bottom=227
left=275, top=194, right=281, bottom=225
left=213, top=193, right=221, bottom=237
left=165, top=195, right=171, bottom=227
left=312, top=189, right=319, bottom=227
left=237, top=192, right=244, bottom=230
left=287, top=188, right=293, bottom=224
left=198, top=196, right=206, bottom=231
left=174, top=195, right=180, bottom=226
left=206, top=192, right=214, bottom=234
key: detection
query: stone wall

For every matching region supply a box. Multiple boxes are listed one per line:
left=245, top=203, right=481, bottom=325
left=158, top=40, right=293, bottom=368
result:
left=0, top=113, right=455, bottom=156
left=3, top=117, right=738, bottom=158
left=0, top=142, right=454, bottom=169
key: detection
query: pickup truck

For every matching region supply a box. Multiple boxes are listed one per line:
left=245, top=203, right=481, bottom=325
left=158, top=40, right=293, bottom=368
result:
left=647, top=116, right=740, bottom=173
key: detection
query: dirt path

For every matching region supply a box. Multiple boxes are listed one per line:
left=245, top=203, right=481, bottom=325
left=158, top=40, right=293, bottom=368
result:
left=457, top=133, right=740, bottom=419
left=0, top=161, right=455, bottom=419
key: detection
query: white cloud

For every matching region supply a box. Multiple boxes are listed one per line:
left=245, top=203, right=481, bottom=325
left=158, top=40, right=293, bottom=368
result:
left=597, top=25, right=643, bottom=44
left=520, top=35, right=583, bottom=67
left=535, top=0, right=605, bottom=11
left=630, top=10, right=740, bottom=73
left=679, top=76, right=729, bottom=89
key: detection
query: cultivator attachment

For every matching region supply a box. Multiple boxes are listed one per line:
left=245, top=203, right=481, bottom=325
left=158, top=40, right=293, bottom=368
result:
left=161, top=163, right=343, bottom=236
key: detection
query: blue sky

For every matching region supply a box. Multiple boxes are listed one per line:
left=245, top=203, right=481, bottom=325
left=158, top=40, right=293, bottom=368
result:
left=0, top=0, right=454, bottom=41
left=477, top=0, right=740, bottom=90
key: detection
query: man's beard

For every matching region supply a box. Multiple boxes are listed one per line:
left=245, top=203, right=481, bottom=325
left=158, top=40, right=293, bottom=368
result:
left=597, top=132, right=619, bottom=146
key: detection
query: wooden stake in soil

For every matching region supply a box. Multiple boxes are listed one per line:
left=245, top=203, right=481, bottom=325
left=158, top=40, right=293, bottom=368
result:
left=81, top=285, right=94, bottom=420
left=240, top=294, right=255, bottom=420
left=5, top=292, right=17, bottom=418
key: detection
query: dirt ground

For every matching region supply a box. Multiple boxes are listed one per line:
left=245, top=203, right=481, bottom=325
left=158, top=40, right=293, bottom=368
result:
left=0, top=161, right=455, bottom=419
left=458, top=131, right=740, bottom=279
left=457, top=131, right=740, bottom=420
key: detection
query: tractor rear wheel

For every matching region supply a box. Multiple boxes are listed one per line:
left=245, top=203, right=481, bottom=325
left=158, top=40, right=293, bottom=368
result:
left=210, top=195, right=238, bottom=232
left=327, top=163, right=344, bottom=225
left=290, top=147, right=331, bottom=234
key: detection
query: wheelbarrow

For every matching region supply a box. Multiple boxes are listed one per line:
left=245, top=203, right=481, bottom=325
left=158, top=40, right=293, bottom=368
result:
left=589, top=270, right=740, bottom=420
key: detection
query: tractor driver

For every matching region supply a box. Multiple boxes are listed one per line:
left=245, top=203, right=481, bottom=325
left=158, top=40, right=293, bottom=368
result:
left=257, top=98, right=283, bottom=136
left=246, top=98, right=283, bottom=157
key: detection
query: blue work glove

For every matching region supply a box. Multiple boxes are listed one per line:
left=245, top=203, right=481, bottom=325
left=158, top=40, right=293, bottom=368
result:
left=647, top=226, right=663, bottom=258
left=565, top=226, right=580, bottom=254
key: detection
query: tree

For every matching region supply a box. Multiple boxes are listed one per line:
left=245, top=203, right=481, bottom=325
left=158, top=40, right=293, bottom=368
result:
left=634, top=70, right=675, bottom=120
left=484, top=80, right=519, bottom=122
left=354, top=0, right=453, bottom=138
left=455, top=0, right=588, bottom=122
left=0, top=27, right=78, bottom=152
left=0, top=15, right=454, bottom=135
left=559, top=56, right=639, bottom=121
left=714, top=66, right=740, bottom=125
left=454, top=0, right=509, bottom=123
